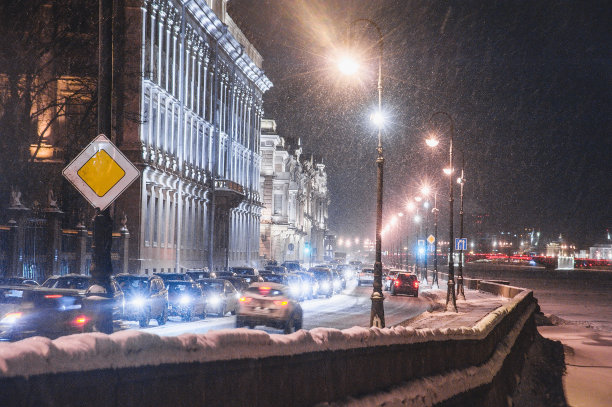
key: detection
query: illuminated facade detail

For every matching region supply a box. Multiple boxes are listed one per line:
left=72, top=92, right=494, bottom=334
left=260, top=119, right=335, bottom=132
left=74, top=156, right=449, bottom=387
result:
left=259, top=119, right=329, bottom=264
left=115, top=0, right=271, bottom=272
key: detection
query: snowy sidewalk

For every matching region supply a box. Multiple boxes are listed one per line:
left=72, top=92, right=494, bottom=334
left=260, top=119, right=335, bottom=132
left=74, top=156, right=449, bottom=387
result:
left=397, top=286, right=510, bottom=330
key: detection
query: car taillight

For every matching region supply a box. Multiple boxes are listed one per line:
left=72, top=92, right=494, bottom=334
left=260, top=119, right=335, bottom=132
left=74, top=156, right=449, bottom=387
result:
left=394, top=280, right=400, bottom=287
left=239, top=296, right=252, bottom=303
left=273, top=300, right=288, bottom=306
left=44, top=294, right=63, bottom=299
left=72, top=315, right=89, bottom=326
left=413, top=281, right=419, bottom=288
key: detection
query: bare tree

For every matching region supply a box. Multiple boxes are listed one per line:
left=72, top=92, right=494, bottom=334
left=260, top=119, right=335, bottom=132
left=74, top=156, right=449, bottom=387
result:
left=0, top=0, right=97, bottom=214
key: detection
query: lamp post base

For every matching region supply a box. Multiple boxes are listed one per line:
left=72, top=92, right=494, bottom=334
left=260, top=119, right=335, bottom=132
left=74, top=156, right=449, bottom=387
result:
left=445, top=279, right=457, bottom=312
left=370, top=291, right=385, bottom=328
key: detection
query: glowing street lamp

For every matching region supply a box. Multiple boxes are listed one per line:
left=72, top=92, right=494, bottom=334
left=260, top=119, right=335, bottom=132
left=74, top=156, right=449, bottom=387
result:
left=427, top=111, right=458, bottom=312
left=338, top=18, right=386, bottom=328
left=337, top=54, right=359, bottom=76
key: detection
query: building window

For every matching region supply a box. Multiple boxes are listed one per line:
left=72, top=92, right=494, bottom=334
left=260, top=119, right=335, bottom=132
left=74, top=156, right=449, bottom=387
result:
left=273, top=194, right=282, bottom=215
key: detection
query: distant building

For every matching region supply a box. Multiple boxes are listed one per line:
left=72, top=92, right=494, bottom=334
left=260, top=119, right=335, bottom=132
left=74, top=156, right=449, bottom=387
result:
left=259, top=119, right=329, bottom=265
left=589, top=244, right=612, bottom=260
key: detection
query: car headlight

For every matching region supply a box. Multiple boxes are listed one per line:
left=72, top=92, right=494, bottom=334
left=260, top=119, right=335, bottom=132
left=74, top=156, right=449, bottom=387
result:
left=179, top=295, right=192, bottom=305
left=208, top=295, right=221, bottom=306
left=1, top=312, right=23, bottom=324
left=130, top=296, right=146, bottom=307
left=321, top=282, right=330, bottom=290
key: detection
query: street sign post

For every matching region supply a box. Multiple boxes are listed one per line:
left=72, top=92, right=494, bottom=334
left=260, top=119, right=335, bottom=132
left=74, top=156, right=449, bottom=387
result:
left=62, top=134, right=140, bottom=210
left=62, top=134, right=139, bottom=334
left=455, top=238, right=467, bottom=251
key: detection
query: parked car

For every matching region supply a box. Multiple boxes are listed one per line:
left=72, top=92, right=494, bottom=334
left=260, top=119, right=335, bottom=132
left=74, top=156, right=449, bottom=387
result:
left=0, top=277, right=40, bottom=287
left=198, top=279, right=239, bottom=317
left=309, top=268, right=334, bottom=298
left=153, top=273, right=194, bottom=285
left=166, top=280, right=207, bottom=321
left=229, top=267, right=262, bottom=284
left=41, top=274, right=125, bottom=322
left=357, top=267, right=375, bottom=286
left=115, top=274, right=168, bottom=327
left=390, top=273, right=420, bottom=297
left=0, top=286, right=91, bottom=341
left=236, top=282, right=303, bottom=334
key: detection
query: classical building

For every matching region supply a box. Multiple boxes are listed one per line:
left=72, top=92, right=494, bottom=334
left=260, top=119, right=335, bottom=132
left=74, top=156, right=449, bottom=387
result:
left=117, top=0, right=272, bottom=273
left=259, top=119, right=329, bottom=266
left=0, top=0, right=272, bottom=277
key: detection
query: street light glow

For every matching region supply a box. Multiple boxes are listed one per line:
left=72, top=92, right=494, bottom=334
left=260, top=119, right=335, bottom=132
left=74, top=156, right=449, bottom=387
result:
left=337, top=54, right=359, bottom=76
left=443, top=167, right=453, bottom=175
left=421, top=186, right=431, bottom=196
left=370, top=110, right=385, bottom=127
left=414, top=214, right=421, bottom=223
left=426, top=137, right=439, bottom=147
left=406, top=202, right=415, bottom=211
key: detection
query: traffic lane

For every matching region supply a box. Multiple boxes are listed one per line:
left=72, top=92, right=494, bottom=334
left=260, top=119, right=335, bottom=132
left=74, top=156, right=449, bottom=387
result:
left=136, top=283, right=431, bottom=336
left=302, top=285, right=430, bottom=330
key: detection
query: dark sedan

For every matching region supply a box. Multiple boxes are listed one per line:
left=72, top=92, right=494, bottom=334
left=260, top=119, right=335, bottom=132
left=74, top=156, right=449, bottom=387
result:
left=166, top=281, right=207, bottom=321
left=0, top=286, right=91, bottom=341
left=198, top=279, right=239, bottom=317
left=116, top=274, right=168, bottom=327
left=390, top=273, right=419, bottom=297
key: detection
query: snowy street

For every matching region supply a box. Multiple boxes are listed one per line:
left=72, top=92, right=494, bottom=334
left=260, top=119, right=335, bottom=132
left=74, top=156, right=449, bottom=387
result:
left=131, top=281, right=431, bottom=336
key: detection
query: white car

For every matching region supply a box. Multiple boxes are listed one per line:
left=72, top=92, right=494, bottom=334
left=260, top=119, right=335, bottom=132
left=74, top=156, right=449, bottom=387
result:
left=235, top=282, right=303, bottom=334
left=358, top=267, right=374, bottom=286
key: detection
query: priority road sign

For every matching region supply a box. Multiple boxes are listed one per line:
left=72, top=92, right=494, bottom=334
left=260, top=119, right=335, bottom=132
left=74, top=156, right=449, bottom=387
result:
left=455, top=238, right=468, bottom=251
left=62, top=134, right=140, bottom=210
left=427, top=234, right=435, bottom=244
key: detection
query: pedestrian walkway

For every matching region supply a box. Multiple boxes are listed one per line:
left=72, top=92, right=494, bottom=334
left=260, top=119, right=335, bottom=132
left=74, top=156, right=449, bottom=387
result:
left=397, top=286, right=509, bottom=330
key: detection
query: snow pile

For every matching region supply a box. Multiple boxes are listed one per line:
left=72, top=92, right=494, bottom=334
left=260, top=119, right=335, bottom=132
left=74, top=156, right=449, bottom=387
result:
left=0, top=290, right=533, bottom=379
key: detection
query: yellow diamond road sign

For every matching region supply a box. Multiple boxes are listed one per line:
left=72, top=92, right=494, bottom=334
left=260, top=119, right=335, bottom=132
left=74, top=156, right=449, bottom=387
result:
left=63, top=134, right=139, bottom=210
left=427, top=235, right=435, bottom=244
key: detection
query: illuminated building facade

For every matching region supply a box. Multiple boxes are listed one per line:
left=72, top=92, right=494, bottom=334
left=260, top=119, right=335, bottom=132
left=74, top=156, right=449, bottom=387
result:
left=259, top=119, right=329, bottom=265
left=114, top=0, right=272, bottom=273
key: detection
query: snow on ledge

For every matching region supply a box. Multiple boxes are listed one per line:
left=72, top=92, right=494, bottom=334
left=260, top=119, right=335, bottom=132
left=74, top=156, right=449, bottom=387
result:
left=0, top=290, right=532, bottom=379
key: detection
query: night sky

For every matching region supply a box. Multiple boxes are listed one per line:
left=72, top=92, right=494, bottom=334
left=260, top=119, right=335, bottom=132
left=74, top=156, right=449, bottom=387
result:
left=229, top=0, right=611, bottom=247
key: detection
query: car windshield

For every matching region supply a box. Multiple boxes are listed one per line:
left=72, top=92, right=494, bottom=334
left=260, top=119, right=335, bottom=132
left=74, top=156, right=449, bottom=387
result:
left=231, top=268, right=255, bottom=276
left=261, top=274, right=284, bottom=284
left=398, top=274, right=416, bottom=281
left=167, top=282, right=199, bottom=296
left=42, top=276, right=90, bottom=289
left=362, top=269, right=374, bottom=274
left=116, top=277, right=148, bottom=293
left=200, top=281, right=224, bottom=292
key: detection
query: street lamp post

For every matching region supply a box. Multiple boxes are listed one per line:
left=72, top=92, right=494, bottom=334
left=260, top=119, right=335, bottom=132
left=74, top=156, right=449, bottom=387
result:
left=339, top=19, right=385, bottom=327
left=423, top=200, right=430, bottom=284
left=456, top=152, right=466, bottom=299
left=432, top=192, right=439, bottom=288
left=426, top=111, right=458, bottom=312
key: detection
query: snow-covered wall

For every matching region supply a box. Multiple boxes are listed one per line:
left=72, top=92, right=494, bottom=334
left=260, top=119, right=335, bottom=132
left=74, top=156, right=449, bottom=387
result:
left=0, top=285, right=538, bottom=407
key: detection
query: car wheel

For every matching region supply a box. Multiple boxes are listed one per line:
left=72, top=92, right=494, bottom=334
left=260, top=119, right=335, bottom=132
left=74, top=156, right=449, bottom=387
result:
left=283, top=315, right=296, bottom=334
left=391, top=288, right=396, bottom=296
left=139, top=309, right=150, bottom=328
left=200, top=307, right=207, bottom=320
left=157, top=306, right=168, bottom=326
left=235, top=318, right=244, bottom=328
left=218, top=305, right=226, bottom=317
left=295, top=316, right=303, bottom=330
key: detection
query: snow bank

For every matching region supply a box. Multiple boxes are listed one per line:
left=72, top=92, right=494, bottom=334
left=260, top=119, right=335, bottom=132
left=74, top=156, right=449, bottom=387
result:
left=0, top=290, right=533, bottom=379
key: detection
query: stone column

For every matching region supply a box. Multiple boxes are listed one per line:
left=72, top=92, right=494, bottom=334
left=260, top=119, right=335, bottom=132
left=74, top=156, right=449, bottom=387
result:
left=119, top=216, right=130, bottom=274
left=43, top=209, right=63, bottom=280
left=75, top=222, right=89, bottom=275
